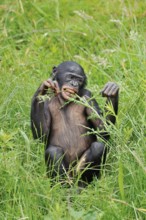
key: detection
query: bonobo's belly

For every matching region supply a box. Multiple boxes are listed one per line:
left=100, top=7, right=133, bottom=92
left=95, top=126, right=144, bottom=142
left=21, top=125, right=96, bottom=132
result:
left=49, top=101, right=96, bottom=162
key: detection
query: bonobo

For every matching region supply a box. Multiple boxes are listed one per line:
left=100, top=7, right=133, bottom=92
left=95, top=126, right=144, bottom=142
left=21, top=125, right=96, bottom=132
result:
left=31, top=61, right=119, bottom=183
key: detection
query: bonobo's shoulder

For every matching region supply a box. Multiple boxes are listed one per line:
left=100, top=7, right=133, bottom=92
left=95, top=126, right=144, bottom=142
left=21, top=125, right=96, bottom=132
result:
left=81, top=89, right=92, bottom=98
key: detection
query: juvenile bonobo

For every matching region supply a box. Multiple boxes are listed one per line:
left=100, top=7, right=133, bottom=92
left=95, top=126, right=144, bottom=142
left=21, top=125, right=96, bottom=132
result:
left=31, top=61, right=119, bottom=183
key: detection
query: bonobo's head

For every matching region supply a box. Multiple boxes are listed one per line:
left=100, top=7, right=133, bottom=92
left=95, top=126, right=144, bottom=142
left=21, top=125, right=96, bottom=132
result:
left=52, top=61, right=87, bottom=100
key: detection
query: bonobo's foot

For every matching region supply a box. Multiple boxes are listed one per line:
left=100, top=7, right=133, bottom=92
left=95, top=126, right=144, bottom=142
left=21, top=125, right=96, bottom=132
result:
left=45, top=145, right=66, bottom=178
left=75, top=142, right=106, bottom=183
left=76, top=142, right=105, bottom=173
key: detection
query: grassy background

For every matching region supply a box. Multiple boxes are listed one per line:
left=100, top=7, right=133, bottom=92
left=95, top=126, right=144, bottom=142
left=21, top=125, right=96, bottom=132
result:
left=0, top=0, right=146, bottom=219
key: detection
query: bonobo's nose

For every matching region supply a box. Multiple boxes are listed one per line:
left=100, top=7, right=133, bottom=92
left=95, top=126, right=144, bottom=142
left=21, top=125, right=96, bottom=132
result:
left=71, top=80, right=78, bottom=87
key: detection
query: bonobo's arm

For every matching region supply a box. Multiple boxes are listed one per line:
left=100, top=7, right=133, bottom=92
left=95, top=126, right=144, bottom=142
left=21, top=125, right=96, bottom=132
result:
left=83, top=89, right=106, bottom=133
left=31, top=80, right=59, bottom=142
left=83, top=82, right=119, bottom=140
left=100, top=82, right=119, bottom=125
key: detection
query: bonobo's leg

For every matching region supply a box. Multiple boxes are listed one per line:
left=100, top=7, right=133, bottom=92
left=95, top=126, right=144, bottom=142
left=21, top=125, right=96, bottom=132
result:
left=76, top=142, right=106, bottom=182
left=45, top=145, right=66, bottom=178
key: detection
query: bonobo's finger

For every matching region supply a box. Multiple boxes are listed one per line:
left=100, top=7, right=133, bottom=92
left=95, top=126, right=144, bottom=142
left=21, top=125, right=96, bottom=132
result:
left=105, top=84, right=118, bottom=96
left=100, top=83, right=109, bottom=95
left=39, top=80, right=52, bottom=95
left=101, top=82, right=113, bottom=96
left=109, top=85, right=119, bottom=96
left=61, top=85, right=77, bottom=100
left=63, top=88, right=76, bottom=94
left=54, top=81, right=60, bottom=94
left=101, top=82, right=119, bottom=97
left=44, top=81, right=52, bottom=87
left=62, top=85, right=78, bottom=93
left=40, top=81, right=51, bottom=90
left=104, top=82, right=115, bottom=94
left=47, top=79, right=55, bottom=89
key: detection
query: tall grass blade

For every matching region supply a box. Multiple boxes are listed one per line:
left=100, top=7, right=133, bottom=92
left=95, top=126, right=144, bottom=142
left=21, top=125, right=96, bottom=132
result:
left=118, top=159, right=125, bottom=200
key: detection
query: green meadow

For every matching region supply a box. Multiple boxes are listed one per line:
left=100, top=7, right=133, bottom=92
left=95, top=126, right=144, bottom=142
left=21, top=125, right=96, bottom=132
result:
left=0, top=0, right=146, bottom=219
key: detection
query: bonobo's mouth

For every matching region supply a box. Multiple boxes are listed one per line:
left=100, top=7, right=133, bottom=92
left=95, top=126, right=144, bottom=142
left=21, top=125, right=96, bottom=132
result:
left=61, top=85, right=78, bottom=100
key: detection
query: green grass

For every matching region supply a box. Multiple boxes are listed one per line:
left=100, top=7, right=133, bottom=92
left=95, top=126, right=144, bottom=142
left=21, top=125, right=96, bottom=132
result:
left=0, top=0, right=146, bottom=219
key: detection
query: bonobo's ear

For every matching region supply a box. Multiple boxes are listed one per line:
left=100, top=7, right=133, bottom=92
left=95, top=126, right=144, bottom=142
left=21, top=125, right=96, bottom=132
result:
left=52, top=66, right=57, bottom=80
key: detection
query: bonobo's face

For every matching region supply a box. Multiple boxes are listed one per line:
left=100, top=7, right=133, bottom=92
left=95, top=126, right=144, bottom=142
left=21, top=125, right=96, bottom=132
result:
left=53, top=61, right=86, bottom=100
left=60, top=72, right=85, bottom=100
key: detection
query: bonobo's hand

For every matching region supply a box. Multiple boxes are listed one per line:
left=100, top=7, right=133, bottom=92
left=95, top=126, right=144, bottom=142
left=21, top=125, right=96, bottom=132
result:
left=61, top=85, right=78, bottom=100
left=100, top=82, right=119, bottom=98
left=39, top=79, right=60, bottom=95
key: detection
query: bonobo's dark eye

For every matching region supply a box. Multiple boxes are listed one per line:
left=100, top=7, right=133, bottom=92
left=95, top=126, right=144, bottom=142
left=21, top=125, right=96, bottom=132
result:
left=78, top=79, right=83, bottom=85
left=66, top=75, right=72, bottom=81
left=66, top=74, right=74, bottom=82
